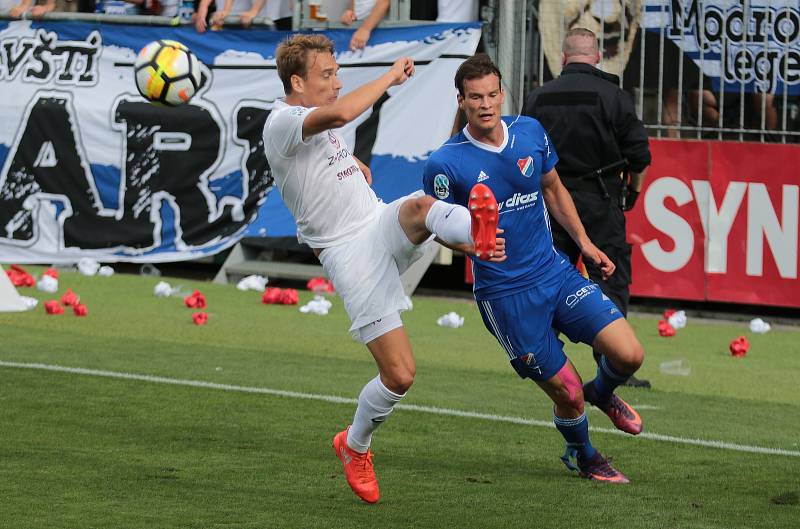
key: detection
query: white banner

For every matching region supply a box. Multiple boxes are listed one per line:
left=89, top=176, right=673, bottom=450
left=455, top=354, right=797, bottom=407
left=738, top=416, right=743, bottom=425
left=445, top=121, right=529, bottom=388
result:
left=0, top=21, right=480, bottom=263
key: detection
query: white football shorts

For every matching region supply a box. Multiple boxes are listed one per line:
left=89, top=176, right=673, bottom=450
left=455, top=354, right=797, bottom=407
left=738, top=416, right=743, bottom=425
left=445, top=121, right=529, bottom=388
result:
left=318, top=190, right=434, bottom=342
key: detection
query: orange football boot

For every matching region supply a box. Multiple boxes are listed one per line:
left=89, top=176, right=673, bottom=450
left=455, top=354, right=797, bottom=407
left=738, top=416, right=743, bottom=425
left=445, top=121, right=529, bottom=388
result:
left=333, top=427, right=380, bottom=503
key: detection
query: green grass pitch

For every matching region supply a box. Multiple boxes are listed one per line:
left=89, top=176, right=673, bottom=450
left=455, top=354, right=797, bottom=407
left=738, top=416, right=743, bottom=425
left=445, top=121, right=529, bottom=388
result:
left=1, top=267, right=798, bottom=528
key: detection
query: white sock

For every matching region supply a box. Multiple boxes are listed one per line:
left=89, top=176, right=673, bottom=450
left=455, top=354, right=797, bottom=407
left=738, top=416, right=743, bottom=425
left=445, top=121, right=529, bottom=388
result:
left=424, top=200, right=472, bottom=246
left=347, top=375, right=404, bottom=453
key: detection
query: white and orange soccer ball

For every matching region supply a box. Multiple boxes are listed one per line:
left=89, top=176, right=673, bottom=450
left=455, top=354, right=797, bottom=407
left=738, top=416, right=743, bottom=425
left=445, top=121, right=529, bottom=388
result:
left=134, top=40, right=202, bottom=106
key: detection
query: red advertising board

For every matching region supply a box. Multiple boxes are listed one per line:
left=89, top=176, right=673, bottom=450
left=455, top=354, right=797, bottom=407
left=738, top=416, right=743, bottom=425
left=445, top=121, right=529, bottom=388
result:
left=628, top=139, right=800, bottom=308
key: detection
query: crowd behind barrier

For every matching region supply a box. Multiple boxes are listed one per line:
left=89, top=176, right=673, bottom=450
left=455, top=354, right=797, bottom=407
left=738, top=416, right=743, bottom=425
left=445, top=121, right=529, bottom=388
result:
left=3, top=0, right=798, bottom=144
left=532, top=0, right=800, bottom=144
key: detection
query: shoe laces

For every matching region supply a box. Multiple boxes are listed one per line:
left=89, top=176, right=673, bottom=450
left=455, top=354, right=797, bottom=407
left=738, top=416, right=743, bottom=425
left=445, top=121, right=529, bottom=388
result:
left=609, top=396, right=633, bottom=419
left=588, top=455, right=620, bottom=478
left=352, top=450, right=376, bottom=483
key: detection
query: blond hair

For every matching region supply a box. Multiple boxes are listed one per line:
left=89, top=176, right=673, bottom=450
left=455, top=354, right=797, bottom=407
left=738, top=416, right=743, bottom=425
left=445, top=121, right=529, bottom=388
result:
left=276, top=34, right=336, bottom=94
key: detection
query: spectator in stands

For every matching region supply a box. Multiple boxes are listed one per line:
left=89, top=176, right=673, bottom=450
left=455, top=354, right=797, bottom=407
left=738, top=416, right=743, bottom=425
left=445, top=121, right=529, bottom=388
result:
left=209, top=0, right=249, bottom=29
left=436, top=0, right=477, bottom=22
left=339, top=0, right=481, bottom=50
left=194, top=0, right=286, bottom=31
left=687, top=88, right=783, bottom=141
left=7, top=0, right=78, bottom=17
left=97, top=0, right=143, bottom=15
left=340, top=0, right=388, bottom=50
left=253, top=0, right=292, bottom=30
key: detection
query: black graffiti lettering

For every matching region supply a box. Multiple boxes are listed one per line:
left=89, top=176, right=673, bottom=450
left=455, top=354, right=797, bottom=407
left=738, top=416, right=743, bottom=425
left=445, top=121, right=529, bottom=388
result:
left=195, top=104, right=274, bottom=238
left=1, top=41, right=35, bottom=79
left=754, top=49, right=780, bottom=86
left=728, top=48, right=754, bottom=83
left=25, top=33, right=53, bottom=81
left=781, top=50, right=800, bottom=84
left=0, top=91, right=275, bottom=254
left=702, top=7, right=725, bottom=48
left=0, top=95, right=98, bottom=245
left=114, top=99, right=223, bottom=248
left=669, top=0, right=700, bottom=39
left=751, top=9, right=771, bottom=43
left=774, top=9, right=800, bottom=46
left=724, top=7, right=744, bottom=43
left=0, top=30, right=100, bottom=85
left=56, top=46, right=97, bottom=83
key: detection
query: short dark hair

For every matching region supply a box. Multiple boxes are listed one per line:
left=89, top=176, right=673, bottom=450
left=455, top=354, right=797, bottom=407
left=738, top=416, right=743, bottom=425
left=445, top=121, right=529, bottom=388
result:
left=276, top=34, right=336, bottom=94
left=562, top=27, right=599, bottom=57
left=454, top=53, right=502, bottom=96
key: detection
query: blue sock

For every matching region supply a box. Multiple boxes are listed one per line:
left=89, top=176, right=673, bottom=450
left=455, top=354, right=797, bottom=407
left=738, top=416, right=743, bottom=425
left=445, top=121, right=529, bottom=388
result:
left=591, top=355, right=630, bottom=404
left=553, top=412, right=596, bottom=461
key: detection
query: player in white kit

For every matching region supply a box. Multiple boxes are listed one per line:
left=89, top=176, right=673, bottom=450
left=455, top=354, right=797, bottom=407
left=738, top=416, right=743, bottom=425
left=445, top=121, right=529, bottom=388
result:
left=263, top=34, right=503, bottom=503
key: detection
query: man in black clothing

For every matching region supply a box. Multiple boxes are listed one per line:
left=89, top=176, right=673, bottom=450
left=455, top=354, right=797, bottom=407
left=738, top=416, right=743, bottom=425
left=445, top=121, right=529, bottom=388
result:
left=524, top=27, right=652, bottom=388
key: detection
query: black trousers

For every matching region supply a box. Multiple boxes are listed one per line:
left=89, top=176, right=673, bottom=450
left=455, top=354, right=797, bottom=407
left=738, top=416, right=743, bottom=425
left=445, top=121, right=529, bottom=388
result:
left=550, top=189, right=632, bottom=317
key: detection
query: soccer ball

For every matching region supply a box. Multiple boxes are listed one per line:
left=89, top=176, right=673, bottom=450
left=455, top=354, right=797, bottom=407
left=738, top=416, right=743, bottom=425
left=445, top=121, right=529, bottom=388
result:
left=134, top=40, right=202, bottom=106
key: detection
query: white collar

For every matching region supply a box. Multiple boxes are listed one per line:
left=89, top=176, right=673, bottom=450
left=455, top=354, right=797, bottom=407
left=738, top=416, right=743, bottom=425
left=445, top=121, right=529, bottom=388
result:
left=463, top=120, right=508, bottom=153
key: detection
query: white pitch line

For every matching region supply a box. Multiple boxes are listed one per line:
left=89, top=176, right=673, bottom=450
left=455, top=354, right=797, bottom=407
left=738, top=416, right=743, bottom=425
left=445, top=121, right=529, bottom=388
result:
left=2, top=360, right=799, bottom=458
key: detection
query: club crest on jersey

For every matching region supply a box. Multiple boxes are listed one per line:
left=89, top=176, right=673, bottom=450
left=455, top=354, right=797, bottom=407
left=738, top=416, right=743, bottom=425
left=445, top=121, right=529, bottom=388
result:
left=433, top=174, right=450, bottom=199
left=517, top=156, right=534, bottom=177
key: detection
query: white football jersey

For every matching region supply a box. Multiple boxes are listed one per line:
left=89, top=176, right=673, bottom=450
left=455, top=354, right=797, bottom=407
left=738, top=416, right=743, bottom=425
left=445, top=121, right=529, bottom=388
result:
left=214, top=0, right=250, bottom=15
left=263, top=100, right=379, bottom=248
left=259, top=0, right=292, bottom=20
left=354, top=0, right=376, bottom=20
left=436, top=0, right=478, bottom=22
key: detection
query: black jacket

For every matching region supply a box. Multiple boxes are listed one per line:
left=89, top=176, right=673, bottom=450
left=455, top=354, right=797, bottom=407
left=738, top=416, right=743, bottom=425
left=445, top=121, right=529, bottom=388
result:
left=523, top=62, right=651, bottom=181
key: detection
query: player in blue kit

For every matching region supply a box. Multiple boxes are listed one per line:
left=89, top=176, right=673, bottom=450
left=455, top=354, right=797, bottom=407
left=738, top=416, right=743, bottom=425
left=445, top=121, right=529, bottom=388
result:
left=424, top=54, right=646, bottom=483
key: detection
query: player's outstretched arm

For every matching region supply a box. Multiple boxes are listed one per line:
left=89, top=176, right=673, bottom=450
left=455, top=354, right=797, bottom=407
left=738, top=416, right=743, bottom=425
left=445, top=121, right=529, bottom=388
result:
left=541, top=168, right=615, bottom=278
left=302, top=57, right=414, bottom=139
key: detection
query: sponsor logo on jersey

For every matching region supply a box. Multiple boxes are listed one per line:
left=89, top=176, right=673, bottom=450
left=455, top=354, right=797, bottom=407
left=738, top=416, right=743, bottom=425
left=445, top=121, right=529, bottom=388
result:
left=565, top=284, right=598, bottom=308
left=433, top=173, right=450, bottom=199
left=517, top=156, right=534, bottom=177
left=496, top=191, right=538, bottom=211
left=477, top=170, right=489, bottom=182
left=327, top=130, right=341, bottom=149
left=290, top=107, right=306, bottom=116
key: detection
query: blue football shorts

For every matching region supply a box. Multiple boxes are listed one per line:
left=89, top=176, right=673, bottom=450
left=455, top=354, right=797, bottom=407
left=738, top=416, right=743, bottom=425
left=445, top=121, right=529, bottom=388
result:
left=476, top=266, right=623, bottom=381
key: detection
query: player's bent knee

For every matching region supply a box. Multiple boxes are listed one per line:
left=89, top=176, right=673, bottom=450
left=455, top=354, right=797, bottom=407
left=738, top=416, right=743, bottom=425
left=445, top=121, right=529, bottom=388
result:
left=402, top=196, right=432, bottom=222
left=554, top=363, right=584, bottom=413
left=613, top=339, right=644, bottom=374
left=383, top=369, right=415, bottom=394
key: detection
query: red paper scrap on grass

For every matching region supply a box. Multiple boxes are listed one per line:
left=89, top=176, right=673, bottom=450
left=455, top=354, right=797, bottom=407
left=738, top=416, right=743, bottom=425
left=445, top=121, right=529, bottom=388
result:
left=7, top=265, right=35, bottom=287
left=658, top=320, right=676, bottom=337
left=44, top=300, right=64, bottom=315
left=729, top=336, right=749, bottom=357
left=61, top=288, right=79, bottom=306
left=184, top=290, right=207, bottom=309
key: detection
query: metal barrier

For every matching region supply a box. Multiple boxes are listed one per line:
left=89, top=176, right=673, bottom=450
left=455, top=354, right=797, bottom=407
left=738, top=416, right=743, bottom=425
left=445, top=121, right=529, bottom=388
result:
left=15, top=1, right=796, bottom=144
left=530, top=0, right=800, bottom=143
left=0, top=9, right=276, bottom=27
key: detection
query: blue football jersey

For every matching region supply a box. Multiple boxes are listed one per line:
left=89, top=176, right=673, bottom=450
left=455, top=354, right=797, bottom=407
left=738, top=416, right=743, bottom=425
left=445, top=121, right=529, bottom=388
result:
left=423, top=115, right=569, bottom=300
